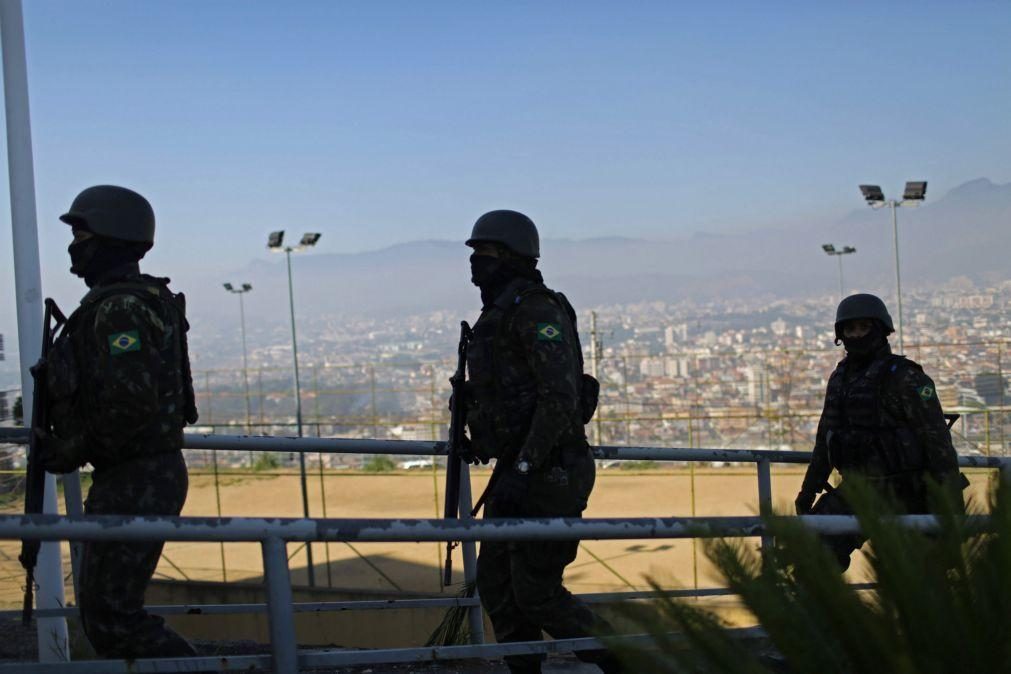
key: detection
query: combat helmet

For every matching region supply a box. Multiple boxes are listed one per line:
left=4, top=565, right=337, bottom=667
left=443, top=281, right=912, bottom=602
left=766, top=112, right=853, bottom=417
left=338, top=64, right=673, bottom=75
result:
left=466, top=210, right=540, bottom=258
left=834, top=293, right=895, bottom=340
left=60, top=185, right=155, bottom=245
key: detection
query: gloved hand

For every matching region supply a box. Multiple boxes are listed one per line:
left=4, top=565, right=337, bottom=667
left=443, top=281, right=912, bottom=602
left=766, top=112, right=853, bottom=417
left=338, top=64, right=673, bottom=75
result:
left=455, top=435, right=490, bottom=466
left=795, top=490, right=816, bottom=516
left=35, top=429, right=87, bottom=474
left=493, top=465, right=531, bottom=505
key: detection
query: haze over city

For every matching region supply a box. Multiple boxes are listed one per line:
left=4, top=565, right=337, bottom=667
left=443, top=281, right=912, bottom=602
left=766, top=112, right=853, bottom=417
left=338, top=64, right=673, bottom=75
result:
left=2, top=1, right=1010, bottom=373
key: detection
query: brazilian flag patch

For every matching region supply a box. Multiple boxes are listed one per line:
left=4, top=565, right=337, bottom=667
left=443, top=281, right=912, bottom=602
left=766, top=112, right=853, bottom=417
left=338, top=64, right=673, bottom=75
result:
left=918, top=385, right=934, bottom=401
left=536, top=323, right=563, bottom=342
left=108, top=330, right=141, bottom=355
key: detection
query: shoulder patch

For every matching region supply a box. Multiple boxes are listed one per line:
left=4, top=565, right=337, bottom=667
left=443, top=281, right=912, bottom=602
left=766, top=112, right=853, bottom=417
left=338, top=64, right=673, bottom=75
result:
left=536, top=323, right=563, bottom=342
left=917, top=384, right=935, bottom=401
left=108, top=330, right=141, bottom=355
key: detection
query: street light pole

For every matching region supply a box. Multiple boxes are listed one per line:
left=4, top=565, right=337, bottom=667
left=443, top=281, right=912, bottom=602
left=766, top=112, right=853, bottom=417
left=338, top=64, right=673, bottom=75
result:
left=889, top=200, right=904, bottom=354
left=821, top=244, right=856, bottom=303
left=268, top=230, right=321, bottom=587
left=858, top=182, right=927, bottom=355
left=238, top=289, right=251, bottom=431
left=223, top=283, right=254, bottom=435
left=837, top=254, right=845, bottom=299
left=285, top=249, right=304, bottom=440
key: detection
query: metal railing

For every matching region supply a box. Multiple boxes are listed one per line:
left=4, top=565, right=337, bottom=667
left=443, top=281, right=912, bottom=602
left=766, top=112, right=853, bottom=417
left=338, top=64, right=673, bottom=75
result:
left=0, top=427, right=1007, bottom=673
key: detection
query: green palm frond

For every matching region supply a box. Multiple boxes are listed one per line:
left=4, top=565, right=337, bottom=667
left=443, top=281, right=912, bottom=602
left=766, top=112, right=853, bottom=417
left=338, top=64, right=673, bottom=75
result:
left=612, top=473, right=1011, bottom=674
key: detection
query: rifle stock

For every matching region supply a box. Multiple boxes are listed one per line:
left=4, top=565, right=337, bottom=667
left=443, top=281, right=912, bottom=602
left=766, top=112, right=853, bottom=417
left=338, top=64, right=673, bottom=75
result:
left=443, top=321, right=472, bottom=587
left=19, top=298, right=66, bottom=626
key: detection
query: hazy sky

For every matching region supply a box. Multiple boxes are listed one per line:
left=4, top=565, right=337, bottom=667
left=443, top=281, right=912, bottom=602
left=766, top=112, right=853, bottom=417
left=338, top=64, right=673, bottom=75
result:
left=2, top=1, right=1010, bottom=357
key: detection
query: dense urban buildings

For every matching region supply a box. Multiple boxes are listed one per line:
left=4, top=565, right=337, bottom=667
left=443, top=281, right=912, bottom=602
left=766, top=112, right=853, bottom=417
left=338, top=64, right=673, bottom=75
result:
left=167, top=277, right=1009, bottom=464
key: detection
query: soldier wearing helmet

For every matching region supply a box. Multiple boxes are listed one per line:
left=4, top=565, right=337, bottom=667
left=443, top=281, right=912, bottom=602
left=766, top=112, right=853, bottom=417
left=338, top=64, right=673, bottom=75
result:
left=43, top=185, right=198, bottom=658
left=461, top=210, right=622, bottom=673
left=795, top=293, right=965, bottom=570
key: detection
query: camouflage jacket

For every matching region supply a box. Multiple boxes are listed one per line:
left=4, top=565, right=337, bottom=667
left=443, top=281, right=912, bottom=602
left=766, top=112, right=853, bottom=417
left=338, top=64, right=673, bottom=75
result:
left=801, top=344, right=959, bottom=494
left=465, top=277, right=586, bottom=470
left=47, top=272, right=197, bottom=470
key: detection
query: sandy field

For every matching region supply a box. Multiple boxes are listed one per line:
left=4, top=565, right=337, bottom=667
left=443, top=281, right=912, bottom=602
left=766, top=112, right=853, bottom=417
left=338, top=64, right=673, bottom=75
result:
left=0, top=465, right=998, bottom=608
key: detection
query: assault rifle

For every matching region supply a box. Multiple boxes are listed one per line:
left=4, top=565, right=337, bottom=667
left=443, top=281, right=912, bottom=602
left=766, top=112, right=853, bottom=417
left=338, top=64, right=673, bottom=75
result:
left=442, top=321, right=472, bottom=587
left=19, top=298, right=67, bottom=625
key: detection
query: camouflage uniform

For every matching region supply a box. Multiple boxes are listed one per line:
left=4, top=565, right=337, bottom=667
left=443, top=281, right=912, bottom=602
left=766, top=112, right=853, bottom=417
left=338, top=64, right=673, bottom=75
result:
left=47, top=268, right=197, bottom=658
left=799, top=344, right=961, bottom=569
left=467, top=277, right=619, bottom=674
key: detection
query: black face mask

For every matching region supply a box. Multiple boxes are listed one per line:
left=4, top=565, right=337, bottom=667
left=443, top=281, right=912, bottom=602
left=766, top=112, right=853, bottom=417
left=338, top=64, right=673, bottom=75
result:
left=470, top=254, right=506, bottom=287
left=68, top=238, right=101, bottom=277
left=69, top=236, right=146, bottom=286
left=841, top=324, right=886, bottom=358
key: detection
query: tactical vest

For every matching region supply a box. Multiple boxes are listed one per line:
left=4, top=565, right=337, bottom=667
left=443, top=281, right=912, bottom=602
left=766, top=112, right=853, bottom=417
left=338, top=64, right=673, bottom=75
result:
left=465, top=281, right=596, bottom=460
left=823, top=353, right=925, bottom=477
left=47, top=275, right=197, bottom=467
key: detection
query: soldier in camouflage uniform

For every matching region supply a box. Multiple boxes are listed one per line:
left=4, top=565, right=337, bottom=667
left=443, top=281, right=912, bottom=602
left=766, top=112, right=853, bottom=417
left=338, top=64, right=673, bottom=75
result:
left=41, top=185, right=198, bottom=658
left=795, top=293, right=965, bottom=570
left=461, top=211, right=622, bottom=674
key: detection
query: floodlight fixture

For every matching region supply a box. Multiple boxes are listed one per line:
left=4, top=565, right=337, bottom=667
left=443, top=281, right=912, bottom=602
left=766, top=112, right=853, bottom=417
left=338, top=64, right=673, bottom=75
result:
left=841, top=246, right=856, bottom=254
left=902, top=181, right=927, bottom=202
left=859, top=184, right=885, bottom=204
left=267, top=230, right=285, bottom=249
left=224, top=282, right=252, bottom=295
left=300, top=232, right=321, bottom=247
left=822, top=243, right=835, bottom=254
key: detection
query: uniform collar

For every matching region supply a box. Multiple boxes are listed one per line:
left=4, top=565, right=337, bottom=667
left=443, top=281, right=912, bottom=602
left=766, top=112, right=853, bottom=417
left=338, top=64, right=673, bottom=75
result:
left=491, top=277, right=540, bottom=310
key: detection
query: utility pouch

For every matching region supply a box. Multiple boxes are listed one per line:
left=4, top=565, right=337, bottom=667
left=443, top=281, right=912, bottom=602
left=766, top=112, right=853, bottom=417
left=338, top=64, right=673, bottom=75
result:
left=46, top=333, right=84, bottom=443
left=892, top=428, right=926, bottom=473
left=580, top=373, right=600, bottom=424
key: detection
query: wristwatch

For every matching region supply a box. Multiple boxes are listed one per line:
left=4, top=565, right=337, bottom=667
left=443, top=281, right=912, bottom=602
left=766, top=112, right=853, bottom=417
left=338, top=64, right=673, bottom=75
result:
left=515, top=458, right=531, bottom=475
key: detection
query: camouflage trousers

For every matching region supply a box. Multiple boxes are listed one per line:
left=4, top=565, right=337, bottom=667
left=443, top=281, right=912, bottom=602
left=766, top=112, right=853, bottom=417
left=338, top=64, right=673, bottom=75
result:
left=811, top=476, right=931, bottom=572
left=79, top=451, right=196, bottom=659
left=476, top=452, right=622, bottom=674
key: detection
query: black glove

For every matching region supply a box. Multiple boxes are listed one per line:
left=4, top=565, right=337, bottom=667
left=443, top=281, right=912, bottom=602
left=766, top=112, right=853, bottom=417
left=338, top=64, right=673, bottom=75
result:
left=454, top=435, right=477, bottom=466
left=795, top=490, right=816, bottom=516
left=493, top=465, right=530, bottom=505
left=454, top=436, right=491, bottom=466
left=36, top=429, right=87, bottom=474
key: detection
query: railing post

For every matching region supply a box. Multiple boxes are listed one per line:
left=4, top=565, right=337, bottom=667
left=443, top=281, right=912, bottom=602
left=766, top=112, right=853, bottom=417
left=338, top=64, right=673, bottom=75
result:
left=61, top=471, right=84, bottom=602
left=757, top=459, right=773, bottom=551
left=262, top=537, right=298, bottom=674
left=458, top=462, right=485, bottom=644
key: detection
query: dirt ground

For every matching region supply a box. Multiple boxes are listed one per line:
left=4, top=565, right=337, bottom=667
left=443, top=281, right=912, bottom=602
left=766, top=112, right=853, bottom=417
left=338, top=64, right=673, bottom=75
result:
left=0, top=466, right=998, bottom=608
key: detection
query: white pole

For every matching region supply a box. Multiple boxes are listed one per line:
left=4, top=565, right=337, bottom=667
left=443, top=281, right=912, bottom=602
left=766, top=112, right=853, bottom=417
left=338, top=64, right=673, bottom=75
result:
left=890, top=201, right=905, bottom=353
left=0, top=0, right=70, bottom=661
left=836, top=253, right=844, bottom=302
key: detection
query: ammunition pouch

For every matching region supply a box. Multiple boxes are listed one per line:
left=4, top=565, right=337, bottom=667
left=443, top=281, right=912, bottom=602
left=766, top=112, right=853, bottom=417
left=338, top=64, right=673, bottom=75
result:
left=827, top=426, right=926, bottom=477
left=46, top=335, right=84, bottom=444
left=580, top=374, right=600, bottom=425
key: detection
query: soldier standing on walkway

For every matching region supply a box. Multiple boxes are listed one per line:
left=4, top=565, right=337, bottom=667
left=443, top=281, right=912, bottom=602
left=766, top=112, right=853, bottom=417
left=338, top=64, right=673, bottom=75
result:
left=459, top=210, right=622, bottom=674
left=795, top=293, right=966, bottom=570
left=41, top=185, right=199, bottom=658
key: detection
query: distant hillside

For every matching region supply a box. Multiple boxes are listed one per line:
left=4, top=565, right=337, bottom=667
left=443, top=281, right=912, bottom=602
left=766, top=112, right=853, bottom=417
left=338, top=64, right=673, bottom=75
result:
left=182, top=178, right=1011, bottom=326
